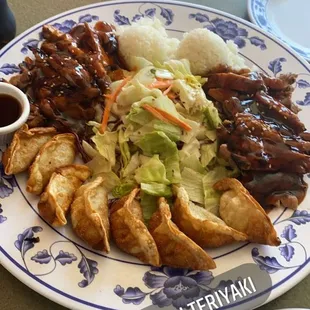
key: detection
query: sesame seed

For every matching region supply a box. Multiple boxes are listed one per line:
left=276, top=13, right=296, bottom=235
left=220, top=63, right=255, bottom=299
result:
left=251, top=127, right=255, bottom=131
left=284, top=116, right=288, bottom=119
left=268, top=164, right=272, bottom=168
left=60, top=62, right=64, bottom=65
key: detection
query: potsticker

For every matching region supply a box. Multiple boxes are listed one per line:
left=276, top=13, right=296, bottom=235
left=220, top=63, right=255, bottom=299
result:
left=110, top=189, right=161, bottom=266
left=26, top=133, right=76, bottom=195
left=149, top=197, right=216, bottom=270
left=2, top=124, right=56, bottom=175
left=71, top=177, right=110, bottom=252
left=38, top=165, right=90, bottom=227
left=214, top=178, right=281, bottom=246
left=172, top=186, right=247, bottom=248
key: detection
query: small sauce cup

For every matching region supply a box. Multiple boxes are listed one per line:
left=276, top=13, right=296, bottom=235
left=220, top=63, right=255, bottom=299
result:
left=0, top=82, right=30, bottom=145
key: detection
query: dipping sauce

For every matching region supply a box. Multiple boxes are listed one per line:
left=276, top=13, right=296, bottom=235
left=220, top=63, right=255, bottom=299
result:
left=0, top=94, right=22, bottom=127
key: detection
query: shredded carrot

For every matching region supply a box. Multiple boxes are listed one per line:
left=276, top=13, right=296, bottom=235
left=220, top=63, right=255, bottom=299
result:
left=163, top=84, right=173, bottom=95
left=142, top=104, right=167, bottom=122
left=110, top=75, right=132, bottom=103
left=167, top=91, right=177, bottom=99
left=152, top=106, right=192, bottom=132
left=142, top=104, right=192, bottom=132
left=148, top=79, right=173, bottom=89
left=100, top=75, right=132, bottom=133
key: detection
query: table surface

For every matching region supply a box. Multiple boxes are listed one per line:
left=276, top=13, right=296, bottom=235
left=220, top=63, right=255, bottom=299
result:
left=1, top=0, right=310, bottom=309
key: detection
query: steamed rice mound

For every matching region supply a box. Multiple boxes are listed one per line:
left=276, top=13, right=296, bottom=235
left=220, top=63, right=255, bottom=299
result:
left=176, top=28, right=247, bottom=75
left=117, top=18, right=179, bottom=70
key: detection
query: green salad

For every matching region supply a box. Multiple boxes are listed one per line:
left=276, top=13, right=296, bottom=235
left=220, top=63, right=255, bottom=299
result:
left=83, top=58, right=238, bottom=222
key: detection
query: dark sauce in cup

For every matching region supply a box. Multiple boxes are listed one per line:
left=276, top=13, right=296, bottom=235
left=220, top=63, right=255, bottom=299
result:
left=0, top=94, right=21, bottom=127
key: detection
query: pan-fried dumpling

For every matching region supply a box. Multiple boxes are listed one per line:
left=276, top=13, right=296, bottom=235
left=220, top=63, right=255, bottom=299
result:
left=71, top=177, right=110, bottom=252
left=149, top=197, right=216, bottom=270
left=26, top=133, right=76, bottom=195
left=2, top=124, right=56, bottom=175
left=110, top=189, right=161, bottom=266
left=38, top=165, right=90, bottom=227
left=214, top=178, right=281, bottom=246
left=172, top=186, right=248, bottom=248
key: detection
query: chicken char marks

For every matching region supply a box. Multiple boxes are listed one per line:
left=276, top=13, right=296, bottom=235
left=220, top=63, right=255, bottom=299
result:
left=205, top=70, right=308, bottom=210
left=9, top=22, right=119, bottom=141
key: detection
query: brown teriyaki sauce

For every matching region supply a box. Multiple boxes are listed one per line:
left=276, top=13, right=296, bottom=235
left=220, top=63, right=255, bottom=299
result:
left=0, top=94, right=22, bottom=127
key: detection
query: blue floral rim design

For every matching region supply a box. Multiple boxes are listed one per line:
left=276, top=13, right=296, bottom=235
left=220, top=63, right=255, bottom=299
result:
left=1, top=244, right=309, bottom=310
left=0, top=1, right=310, bottom=73
left=248, top=0, right=310, bottom=59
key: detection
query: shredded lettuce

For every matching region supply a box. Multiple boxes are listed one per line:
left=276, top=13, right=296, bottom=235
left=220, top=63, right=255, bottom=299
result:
left=112, top=181, right=137, bottom=198
left=139, top=154, right=152, bottom=165
left=126, top=88, right=180, bottom=121
left=201, top=142, right=218, bottom=167
left=180, top=154, right=205, bottom=174
left=202, top=166, right=230, bottom=214
left=87, top=121, right=101, bottom=129
left=135, top=131, right=176, bottom=156
left=159, top=59, right=205, bottom=88
left=140, top=192, right=158, bottom=223
left=181, top=167, right=205, bottom=204
left=203, top=188, right=221, bottom=215
left=84, top=58, right=239, bottom=216
left=125, top=90, right=183, bottom=142
left=119, top=127, right=131, bottom=169
left=126, top=109, right=181, bottom=142
left=82, top=140, right=99, bottom=159
left=122, top=152, right=140, bottom=179
left=130, top=120, right=181, bottom=142
left=86, top=154, right=111, bottom=175
left=203, top=166, right=230, bottom=187
left=135, top=132, right=181, bottom=183
left=141, top=183, right=172, bottom=197
left=155, top=68, right=174, bottom=80
left=135, top=155, right=170, bottom=185
left=91, top=171, right=120, bottom=192
left=180, top=118, right=200, bottom=143
left=148, top=93, right=180, bottom=118
left=111, top=78, right=162, bottom=116
left=164, top=152, right=182, bottom=183
left=152, top=121, right=181, bottom=142
left=179, top=138, right=200, bottom=161
left=91, top=129, right=118, bottom=167
left=205, top=129, right=217, bottom=142
left=203, top=105, right=222, bottom=129
left=126, top=100, right=155, bottom=126
left=173, top=80, right=207, bottom=114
